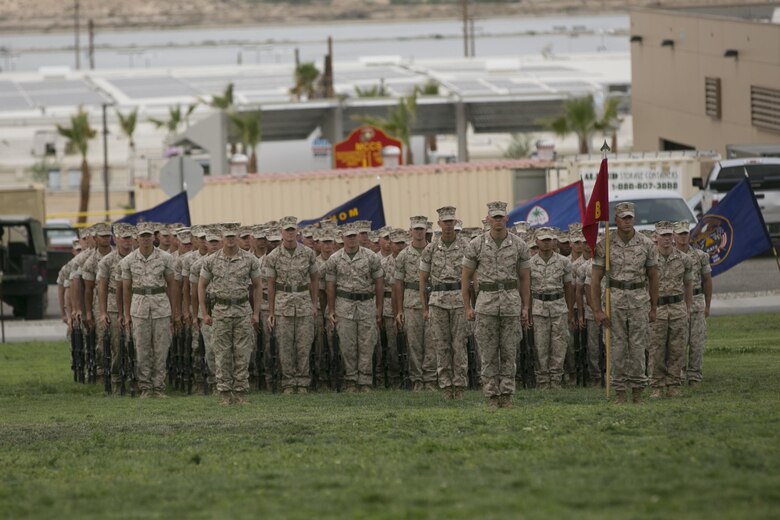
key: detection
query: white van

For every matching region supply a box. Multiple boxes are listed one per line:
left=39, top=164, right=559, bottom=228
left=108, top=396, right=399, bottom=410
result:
left=694, top=158, right=780, bottom=241
left=607, top=190, right=698, bottom=232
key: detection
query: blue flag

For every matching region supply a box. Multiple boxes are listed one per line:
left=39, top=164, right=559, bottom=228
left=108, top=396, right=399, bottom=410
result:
left=507, top=181, right=585, bottom=229
left=299, top=185, right=386, bottom=229
left=691, top=178, right=772, bottom=277
left=116, top=191, right=191, bottom=226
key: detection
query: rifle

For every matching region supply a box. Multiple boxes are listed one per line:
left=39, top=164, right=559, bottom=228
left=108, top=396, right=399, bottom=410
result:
left=330, top=326, right=342, bottom=392
left=167, top=334, right=176, bottom=388
left=198, top=328, right=209, bottom=396
left=102, top=328, right=112, bottom=394
left=466, top=331, right=479, bottom=390
left=255, top=327, right=265, bottom=391
left=380, top=323, right=389, bottom=389
left=522, top=324, right=537, bottom=389
left=70, top=322, right=82, bottom=383
left=575, top=323, right=588, bottom=387
left=183, top=325, right=193, bottom=394
left=126, top=328, right=137, bottom=397
left=396, top=327, right=411, bottom=390
left=310, top=337, right=319, bottom=392
left=598, top=326, right=606, bottom=388
left=118, top=327, right=127, bottom=396
left=321, top=317, right=331, bottom=389
left=269, top=327, right=279, bottom=394
left=86, top=325, right=97, bottom=384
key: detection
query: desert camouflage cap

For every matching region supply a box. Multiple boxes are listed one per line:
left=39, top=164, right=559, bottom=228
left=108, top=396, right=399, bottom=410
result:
left=410, top=216, right=427, bottom=229
left=93, top=222, right=112, bottom=236
left=378, top=226, right=392, bottom=238
left=190, top=225, right=207, bottom=238
left=251, top=225, right=267, bottom=239
left=113, top=223, right=134, bottom=238
left=673, top=221, right=691, bottom=234
left=513, top=221, right=529, bottom=234
left=455, top=219, right=463, bottom=231
left=157, top=224, right=173, bottom=236
left=280, top=216, right=298, bottom=230
left=136, top=221, right=156, bottom=235
left=238, top=226, right=253, bottom=238
left=390, top=229, right=408, bottom=243
left=615, top=202, right=635, bottom=218
left=557, top=230, right=570, bottom=243
left=655, top=220, right=674, bottom=235
left=205, top=225, right=221, bottom=242
left=342, top=223, right=359, bottom=236
left=221, top=222, right=241, bottom=236
left=536, top=227, right=556, bottom=240
left=487, top=201, right=508, bottom=217
left=437, top=206, right=457, bottom=221
left=369, top=230, right=380, bottom=243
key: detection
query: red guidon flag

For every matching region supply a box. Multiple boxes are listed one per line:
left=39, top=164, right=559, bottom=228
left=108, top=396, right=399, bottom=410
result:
left=583, top=158, right=610, bottom=252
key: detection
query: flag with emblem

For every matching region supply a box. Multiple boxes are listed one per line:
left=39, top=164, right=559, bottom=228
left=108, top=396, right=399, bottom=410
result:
left=299, top=185, right=386, bottom=229
left=116, top=191, right=190, bottom=226
left=582, top=157, right=610, bottom=252
left=507, top=181, right=585, bottom=230
left=691, top=177, right=772, bottom=277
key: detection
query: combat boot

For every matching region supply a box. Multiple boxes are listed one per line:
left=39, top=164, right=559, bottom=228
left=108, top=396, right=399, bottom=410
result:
left=344, top=382, right=358, bottom=393
left=412, top=381, right=423, bottom=392
left=498, top=395, right=513, bottom=409
left=613, top=390, right=627, bottom=404
left=688, top=380, right=699, bottom=388
left=452, top=387, right=465, bottom=400
left=139, top=390, right=152, bottom=399
left=666, top=386, right=681, bottom=398
left=111, top=382, right=122, bottom=395
left=423, top=382, right=437, bottom=392
left=442, top=387, right=453, bottom=400
left=233, top=392, right=248, bottom=405
left=359, top=385, right=371, bottom=393
left=282, top=387, right=295, bottom=395
left=218, top=391, right=232, bottom=405
left=649, top=387, right=663, bottom=399
left=298, top=387, right=308, bottom=395
left=487, top=396, right=500, bottom=409
left=632, top=388, right=644, bottom=404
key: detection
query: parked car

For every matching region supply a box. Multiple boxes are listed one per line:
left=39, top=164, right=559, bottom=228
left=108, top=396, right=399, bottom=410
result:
left=0, top=216, right=48, bottom=319
left=44, top=220, right=78, bottom=285
left=608, top=190, right=698, bottom=232
left=694, top=157, right=780, bottom=242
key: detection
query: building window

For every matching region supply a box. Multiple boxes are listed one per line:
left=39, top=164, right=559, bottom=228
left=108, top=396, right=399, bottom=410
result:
left=751, top=85, right=780, bottom=133
left=705, top=77, right=721, bottom=119
left=68, top=169, right=81, bottom=189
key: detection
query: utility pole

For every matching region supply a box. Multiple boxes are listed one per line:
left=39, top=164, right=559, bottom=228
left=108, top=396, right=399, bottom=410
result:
left=88, top=19, right=95, bottom=70
left=470, top=16, right=476, bottom=57
left=102, top=104, right=110, bottom=222
left=461, top=0, right=469, bottom=57
left=74, top=0, right=81, bottom=70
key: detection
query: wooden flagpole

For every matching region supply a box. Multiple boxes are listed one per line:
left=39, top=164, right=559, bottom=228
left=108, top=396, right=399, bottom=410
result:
left=601, top=140, right=612, bottom=399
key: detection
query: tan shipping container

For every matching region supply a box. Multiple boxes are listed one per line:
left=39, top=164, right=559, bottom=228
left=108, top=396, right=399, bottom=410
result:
left=136, top=160, right=553, bottom=228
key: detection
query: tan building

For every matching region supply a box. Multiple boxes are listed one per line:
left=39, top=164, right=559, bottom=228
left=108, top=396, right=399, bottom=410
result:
left=631, top=4, right=780, bottom=156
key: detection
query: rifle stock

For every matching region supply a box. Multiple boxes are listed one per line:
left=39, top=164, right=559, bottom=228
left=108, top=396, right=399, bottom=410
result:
left=269, top=328, right=279, bottom=394
left=103, top=329, right=112, bottom=394
left=118, top=327, right=127, bottom=396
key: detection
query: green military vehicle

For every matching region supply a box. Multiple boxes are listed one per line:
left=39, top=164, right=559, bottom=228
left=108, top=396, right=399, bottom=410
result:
left=0, top=216, right=48, bottom=319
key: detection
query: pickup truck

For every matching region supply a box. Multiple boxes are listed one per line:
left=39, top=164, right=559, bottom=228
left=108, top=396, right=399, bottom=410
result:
left=0, top=216, right=48, bottom=319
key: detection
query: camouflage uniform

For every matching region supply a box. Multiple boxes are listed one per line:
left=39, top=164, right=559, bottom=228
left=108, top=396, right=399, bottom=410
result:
left=529, top=231, right=573, bottom=388
left=649, top=227, right=693, bottom=392
left=682, top=243, right=711, bottom=383
left=420, top=234, right=469, bottom=391
left=395, top=236, right=436, bottom=388
left=264, top=225, right=318, bottom=392
left=97, top=247, right=128, bottom=387
left=189, top=251, right=217, bottom=387
left=120, top=246, right=175, bottom=394
left=580, top=258, right=603, bottom=384
left=324, top=243, right=383, bottom=388
left=463, top=226, right=531, bottom=399
left=379, top=249, right=400, bottom=386
left=200, top=246, right=262, bottom=396
left=593, top=229, right=657, bottom=393
left=81, top=240, right=114, bottom=377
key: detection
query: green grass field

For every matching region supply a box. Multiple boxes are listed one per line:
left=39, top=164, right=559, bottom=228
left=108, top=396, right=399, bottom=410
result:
left=1, top=314, right=779, bottom=519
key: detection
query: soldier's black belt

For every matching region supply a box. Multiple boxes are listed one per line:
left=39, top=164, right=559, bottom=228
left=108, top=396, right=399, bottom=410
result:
left=132, top=286, right=166, bottom=296
left=479, top=281, right=517, bottom=291
left=262, top=292, right=269, bottom=301
left=693, top=287, right=703, bottom=296
left=657, top=294, right=684, bottom=306
left=431, top=282, right=461, bottom=292
left=384, top=289, right=392, bottom=296
left=108, top=287, right=117, bottom=294
left=275, top=283, right=309, bottom=293
left=404, top=281, right=420, bottom=290
left=215, top=296, right=249, bottom=306
left=533, top=291, right=564, bottom=302
left=608, top=280, right=646, bottom=290
left=336, top=290, right=374, bottom=301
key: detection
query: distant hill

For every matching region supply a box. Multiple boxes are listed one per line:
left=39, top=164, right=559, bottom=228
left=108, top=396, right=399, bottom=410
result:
left=0, top=0, right=754, bottom=33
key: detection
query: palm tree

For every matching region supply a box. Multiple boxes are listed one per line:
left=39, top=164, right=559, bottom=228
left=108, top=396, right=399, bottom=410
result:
left=290, top=62, right=321, bottom=101
left=548, top=95, right=598, bottom=154
left=547, top=94, right=624, bottom=155
left=594, top=96, right=623, bottom=153
left=56, top=108, right=96, bottom=224
left=203, top=83, right=234, bottom=110
left=116, top=108, right=138, bottom=186
left=229, top=111, right=262, bottom=174
left=353, top=93, right=417, bottom=165
left=148, top=105, right=185, bottom=137
left=355, top=80, right=389, bottom=98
